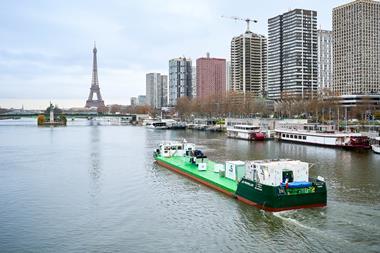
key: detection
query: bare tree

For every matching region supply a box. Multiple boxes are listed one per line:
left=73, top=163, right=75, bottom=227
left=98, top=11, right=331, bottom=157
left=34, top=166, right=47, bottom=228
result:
left=175, top=97, right=192, bottom=120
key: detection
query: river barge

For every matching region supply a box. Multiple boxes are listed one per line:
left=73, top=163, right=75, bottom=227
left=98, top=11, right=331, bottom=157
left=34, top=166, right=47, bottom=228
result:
left=153, top=141, right=326, bottom=212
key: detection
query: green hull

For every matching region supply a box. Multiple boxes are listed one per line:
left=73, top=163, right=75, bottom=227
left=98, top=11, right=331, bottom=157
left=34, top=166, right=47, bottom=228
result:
left=155, top=155, right=327, bottom=212
left=236, top=178, right=327, bottom=212
left=155, top=155, right=237, bottom=195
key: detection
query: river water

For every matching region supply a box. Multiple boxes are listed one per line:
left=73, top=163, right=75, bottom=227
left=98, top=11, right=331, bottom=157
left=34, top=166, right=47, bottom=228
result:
left=0, top=119, right=379, bottom=252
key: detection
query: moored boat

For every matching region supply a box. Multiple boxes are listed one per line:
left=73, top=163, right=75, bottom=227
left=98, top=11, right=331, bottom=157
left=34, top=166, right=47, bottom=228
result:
left=147, top=121, right=168, bottom=129
left=153, top=141, right=327, bottom=212
left=275, top=129, right=370, bottom=149
left=164, top=119, right=187, bottom=130
left=371, top=137, right=380, bottom=154
left=227, top=125, right=266, bottom=141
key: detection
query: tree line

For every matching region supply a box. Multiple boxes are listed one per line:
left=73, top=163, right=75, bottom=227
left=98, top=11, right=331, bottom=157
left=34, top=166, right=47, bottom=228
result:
left=175, top=90, right=379, bottom=122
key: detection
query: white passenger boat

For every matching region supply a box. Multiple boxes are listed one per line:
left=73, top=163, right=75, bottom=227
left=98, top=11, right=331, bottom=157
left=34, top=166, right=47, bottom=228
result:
left=147, top=121, right=168, bottom=129
left=275, top=129, right=370, bottom=149
left=227, top=125, right=266, bottom=141
left=372, top=137, right=380, bottom=154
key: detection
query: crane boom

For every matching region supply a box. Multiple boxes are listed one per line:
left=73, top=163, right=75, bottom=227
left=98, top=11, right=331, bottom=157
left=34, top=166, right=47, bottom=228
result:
left=221, top=15, right=258, bottom=32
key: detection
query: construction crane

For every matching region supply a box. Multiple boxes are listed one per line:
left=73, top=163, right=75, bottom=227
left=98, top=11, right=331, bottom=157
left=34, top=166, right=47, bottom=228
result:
left=221, top=15, right=258, bottom=32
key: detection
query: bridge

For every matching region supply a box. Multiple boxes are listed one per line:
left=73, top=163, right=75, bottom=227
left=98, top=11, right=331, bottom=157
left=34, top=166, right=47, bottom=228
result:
left=0, top=113, right=141, bottom=120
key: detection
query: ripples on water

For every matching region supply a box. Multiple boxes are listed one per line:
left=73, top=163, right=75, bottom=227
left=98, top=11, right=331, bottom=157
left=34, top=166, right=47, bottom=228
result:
left=0, top=119, right=379, bottom=252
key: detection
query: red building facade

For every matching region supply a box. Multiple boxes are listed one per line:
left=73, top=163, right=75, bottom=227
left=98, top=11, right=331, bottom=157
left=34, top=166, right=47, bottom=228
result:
left=196, top=55, right=226, bottom=100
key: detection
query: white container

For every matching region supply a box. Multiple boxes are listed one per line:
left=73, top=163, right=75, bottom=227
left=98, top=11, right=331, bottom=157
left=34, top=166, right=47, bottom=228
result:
left=225, top=161, right=245, bottom=181
left=214, top=164, right=224, bottom=173
left=198, top=163, right=207, bottom=171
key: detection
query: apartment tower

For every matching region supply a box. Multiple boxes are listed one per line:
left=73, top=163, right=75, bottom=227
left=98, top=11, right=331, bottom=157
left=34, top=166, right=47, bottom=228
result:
left=168, top=57, right=192, bottom=106
left=333, top=0, right=380, bottom=96
left=318, top=29, right=333, bottom=93
left=196, top=53, right=226, bottom=100
left=268, top=9, right=318, bottom=100
left=231, top=28, right=267, bottom=97
left=146, top=73, right=168, bottom=109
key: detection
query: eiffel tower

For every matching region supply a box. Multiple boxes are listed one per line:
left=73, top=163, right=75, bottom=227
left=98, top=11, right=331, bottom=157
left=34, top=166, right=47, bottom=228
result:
left=85, top=43, right=105, bottom=108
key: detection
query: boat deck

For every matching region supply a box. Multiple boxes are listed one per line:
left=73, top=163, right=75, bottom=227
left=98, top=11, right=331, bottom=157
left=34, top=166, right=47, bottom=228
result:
left=156, top=155, right=238, bottom=193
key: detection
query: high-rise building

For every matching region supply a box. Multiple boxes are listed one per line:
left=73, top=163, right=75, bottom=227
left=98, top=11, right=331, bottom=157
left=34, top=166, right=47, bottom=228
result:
left=130, top=97, right=137, bottom=106
left=268, top=9, right=318, bottom=100
left=231, top=28, right=267, bottom=97
left=137, top=95, right=146, bottom=105
left=196, top=53, right=226, bottom=100
left=146, top=73, right=168, bottom=108
left=169, top=57, right=192, bottom=106
left=161, top=75, right=168, bottom=107
left=333, top=0, right=380, bottom=96
left=146, top=73, right=158, bottom=108
left=226, top=61, right=232, bottom=92
left=318, top=29, right=333, bottom=93
left=192, top=66, right=197, bottom=98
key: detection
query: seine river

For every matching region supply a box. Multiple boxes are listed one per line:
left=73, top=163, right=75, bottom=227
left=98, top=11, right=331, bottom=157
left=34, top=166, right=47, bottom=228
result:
left=0, top=119, right=379, bottom=252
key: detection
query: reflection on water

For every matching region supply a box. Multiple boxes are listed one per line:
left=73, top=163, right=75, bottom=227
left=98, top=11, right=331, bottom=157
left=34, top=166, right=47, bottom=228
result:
left=89, top=126, right=102, bottom=198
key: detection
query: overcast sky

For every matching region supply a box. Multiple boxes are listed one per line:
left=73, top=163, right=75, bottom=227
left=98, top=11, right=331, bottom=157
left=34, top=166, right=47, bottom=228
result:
left=0, top=0, right=348, bottom=108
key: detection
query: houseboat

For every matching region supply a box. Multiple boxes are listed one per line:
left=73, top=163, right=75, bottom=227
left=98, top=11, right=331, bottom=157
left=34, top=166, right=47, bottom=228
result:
left=275, top=129, right=370, bottom=149
left=227, top=125, right=266, bottom=141
left=153, top=140, right=326, bottom=212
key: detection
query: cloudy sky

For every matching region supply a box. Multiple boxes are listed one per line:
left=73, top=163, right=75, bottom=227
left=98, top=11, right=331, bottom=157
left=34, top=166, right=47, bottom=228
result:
left=0, top=0, right=348, bottom=109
